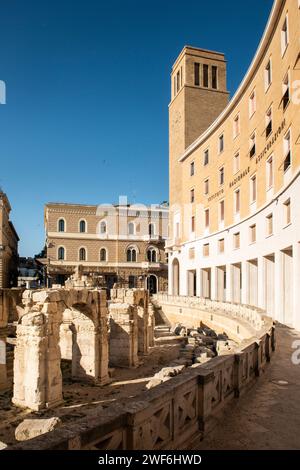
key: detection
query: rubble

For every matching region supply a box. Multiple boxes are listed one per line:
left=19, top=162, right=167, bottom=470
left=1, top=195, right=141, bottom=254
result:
left=15, top=417, right=62, bottom=442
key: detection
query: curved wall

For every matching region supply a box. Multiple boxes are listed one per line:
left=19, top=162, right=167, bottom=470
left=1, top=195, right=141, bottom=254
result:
left=168, top=0, right=300, bottom=329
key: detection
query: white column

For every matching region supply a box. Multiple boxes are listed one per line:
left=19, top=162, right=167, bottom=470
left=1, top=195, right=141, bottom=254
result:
left=257, top=257, right=265, bottom=309
left=196, top=267, right=201, bottom=297
left=210, top=266, right=217, bottom=301
left=274, top=250, right=283, bottom=323
left=241, top=261, right=248, bottom=305
left=226, top=264, right=233, bottom=303
left=293, top=242, right=300, bottom=330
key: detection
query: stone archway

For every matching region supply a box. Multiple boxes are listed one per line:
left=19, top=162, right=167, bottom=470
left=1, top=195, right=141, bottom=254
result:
left=60, top=303, right=103, bottom=383
left=172, top=258, right=180, bottom=296
left=12, top=288, right=109, bottom=411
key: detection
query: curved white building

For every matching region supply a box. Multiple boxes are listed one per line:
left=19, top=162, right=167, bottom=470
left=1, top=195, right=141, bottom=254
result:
left=168, top=0, right=300, bottom=329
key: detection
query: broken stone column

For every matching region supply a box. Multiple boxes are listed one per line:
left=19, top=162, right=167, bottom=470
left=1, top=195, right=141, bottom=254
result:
left=110, top=288, right=150, bottom=356
left=148, top=303, right=155, bottom=348
left=0, top=290, right=8, bottom=392
left=109, top=303, right=139, bottom=368
left=12, top=290, right=63, bottom=411
left=0, top=333, right=7, bottom=392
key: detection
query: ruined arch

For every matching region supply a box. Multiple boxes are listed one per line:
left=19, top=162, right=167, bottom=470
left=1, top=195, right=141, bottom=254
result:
left=13, top=288, right=109, bottom=411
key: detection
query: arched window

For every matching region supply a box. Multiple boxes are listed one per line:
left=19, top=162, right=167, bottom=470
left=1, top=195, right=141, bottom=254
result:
left=128, top=222, right=135, bottom=235
left=127, top=247, right=137, bottom=262
left=149, top=223, right=155, bottom=237
left=58, top=219, right=65, bottom=232
left=58, top=247, right=65, bottom=260
left=79, top=247, right=86, bottom=261
left=147, top=248, right=157, bottom=263
left=100, top=220, right=107, bottom=234
left=100, top=248, right=107, bottom=262
left=79, top=220, right=86, bottom=233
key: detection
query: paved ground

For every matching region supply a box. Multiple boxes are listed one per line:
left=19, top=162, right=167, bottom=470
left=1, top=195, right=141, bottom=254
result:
left=193, top=323, right=300, bottom=450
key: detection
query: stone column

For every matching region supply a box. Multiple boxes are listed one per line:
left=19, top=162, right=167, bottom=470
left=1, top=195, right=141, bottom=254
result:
left=274, top=250, right=283, bottom=323
left=210, top=266, right=217, bottom=301
left=226, top=264, right=233, bottom=303
left=0, top=331, right=7, bottom=392
left=293, top=242, right=300, bottom=330
left=96, top=290, right=110, bottom=385
left=109, top=303, right=139, bottom=368
left=241, top=261, right=248, bottom=305
left=257, top=256, right=265, bottom=310
left=13, top=312, right=49, bottom=410
left=13, top=309, right=63, bottom=411
left=148, top=303, right=155, bottom=347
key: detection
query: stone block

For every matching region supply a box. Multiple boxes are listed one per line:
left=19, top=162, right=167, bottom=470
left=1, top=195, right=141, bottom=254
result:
left=15, top=417, right=62, bottom=441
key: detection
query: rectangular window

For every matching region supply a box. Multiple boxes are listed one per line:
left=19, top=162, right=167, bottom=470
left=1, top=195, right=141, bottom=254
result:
left=284, top=199, right=291, bottom=225
left=203, top=243, right=210, bottom=257
left=233, top=114, right=240, bottom=138
left=267, top=155, right=274, bottom=189
left=191, top=216, right=195, bottom=233
left=249, top=133, right=256, bottom=158
left=189, top=247, right=195, bottom=259
left=235, top=189, right=240, bottom=214
left=250, top=224, right=256, bottom=243
left=265, top=59, right=272, bottom=90
left=251, top=175, right=257, bottom=203
left=234, top=152, right=240, bottom=174
left=233, top=232, right=240, bottom=249
left=190, top=161, right=195, bottom=176
left=204, top=178, right=209, bottom=195
left=282, top=73, right=290, bottom=110
left=190, top=188, right=195, bottom=203
left=219, top=134, right=224, bottom=153
left=219, top=167, right=224, bottom=186
left=249, top=90, right=256, bottom=117
left=218, top=238, right=225, bottom=253
left=212, top=65, right=218, bottom=89
left=266, top=214, right=273, bottom=236
left=283, top=130, right=291, bottom=172
left=203, top=64, right=209, bottom=87
left=194, top=63, right=200, bottom=86
left=265, top=107, right=272, bottom=138
left=205, top=209, right=210, bottom=229
left=175, top=222, right=180, bottom=238
left=204, top=149, right=209, bottom=166
left=281, top=16, right=289, bottom=55
left=176, top=70, right=180, bottom=93
left=219, top=200, right=225, bottom=223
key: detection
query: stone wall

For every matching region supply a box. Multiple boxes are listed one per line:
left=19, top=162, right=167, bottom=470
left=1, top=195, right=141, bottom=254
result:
left=152, top=294, right=269, bottom=342
left=108, top=288, right=151, bottom=367
left=0, top=288, right=23, bottom=392
left=6, top=296, right=275, bottom=450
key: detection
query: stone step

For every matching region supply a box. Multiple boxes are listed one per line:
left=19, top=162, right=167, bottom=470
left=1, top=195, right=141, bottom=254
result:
left=155, top=335, right=186, bottom=346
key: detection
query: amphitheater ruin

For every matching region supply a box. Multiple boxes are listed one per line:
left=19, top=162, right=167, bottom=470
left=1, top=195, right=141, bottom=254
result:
left=0, top=271, right=275, bottom=450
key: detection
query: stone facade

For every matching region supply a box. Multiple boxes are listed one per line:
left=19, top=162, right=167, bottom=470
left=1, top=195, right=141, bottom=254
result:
left=0, top=192, right=19, bottom=289
left=44, top=202, right=168, bottom=294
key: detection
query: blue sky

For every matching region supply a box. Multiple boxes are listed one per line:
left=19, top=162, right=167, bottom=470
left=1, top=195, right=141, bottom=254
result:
left=0, top=0, right=273, bottom=256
